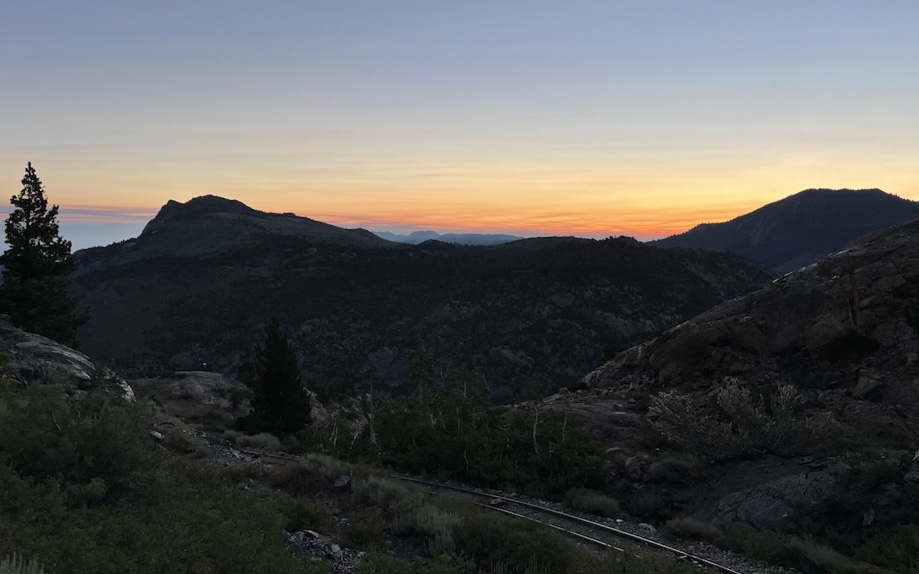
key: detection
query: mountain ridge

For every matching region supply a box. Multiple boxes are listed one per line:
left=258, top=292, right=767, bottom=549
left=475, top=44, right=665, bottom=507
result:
left=374, top=230, right=525, bottom=245
left=70, top=196, right=773, bottom=399
left=74, top=195, right=396, bottom=275
left=653, top=188, right=919, bottom=273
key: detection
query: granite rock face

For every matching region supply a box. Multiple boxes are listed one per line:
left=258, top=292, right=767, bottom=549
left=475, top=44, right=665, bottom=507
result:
left=0, top=314, right=134, bottom=400
left=560, top=220, right=919, bottom=528
left=585, top=218, right=919, bottom=434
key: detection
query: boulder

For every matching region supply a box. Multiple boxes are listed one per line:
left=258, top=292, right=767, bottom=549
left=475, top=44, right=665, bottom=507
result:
left=129, top=371, right=249, bottom=420
left=0, top=314, right=134, bottom=400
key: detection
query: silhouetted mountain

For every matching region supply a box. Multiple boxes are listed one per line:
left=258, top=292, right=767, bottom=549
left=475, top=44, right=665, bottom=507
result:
left=374, top=230, right=524, bottom=245
left=653, top=189, right=919, bottom=274
left=71, top=197, right=772, bottom=400
left=76, top=195, right=395, bottom=275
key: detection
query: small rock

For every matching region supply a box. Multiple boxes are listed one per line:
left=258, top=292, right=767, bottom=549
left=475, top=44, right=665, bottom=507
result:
left=150, top=431, right=165, bottom=441
left=334, top=475, right=351, bottom=489
left=852, top=376, right=884, bottom=400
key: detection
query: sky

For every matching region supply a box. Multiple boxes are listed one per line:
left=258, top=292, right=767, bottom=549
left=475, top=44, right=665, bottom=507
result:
left=2, top=1, right=919, bottom=250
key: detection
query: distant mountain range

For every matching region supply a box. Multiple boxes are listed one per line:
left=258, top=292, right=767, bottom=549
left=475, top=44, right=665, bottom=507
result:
left=373, top=230, right=524, bottom=245
left=654, top=188, right=919, bottom=274
left=70, top=196, right=771, bottom=399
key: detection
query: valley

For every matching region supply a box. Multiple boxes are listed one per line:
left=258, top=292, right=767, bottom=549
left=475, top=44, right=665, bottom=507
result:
left=3, top=189, right=919, bottom=573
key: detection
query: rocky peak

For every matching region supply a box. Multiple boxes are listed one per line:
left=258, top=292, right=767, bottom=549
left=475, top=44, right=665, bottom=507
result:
left=141, top=195, right=258, bottom=235
left=654, top=188, right=919, bottom=273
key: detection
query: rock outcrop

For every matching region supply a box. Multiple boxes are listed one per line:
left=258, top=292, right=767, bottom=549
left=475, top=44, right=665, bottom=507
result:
left=585, top=218, right=919, bottom=433
left=552, top=220, right=919, bottom=529
left=129, top=370, right=248, bottom=420
left=0, top=314, right=134, bottom=400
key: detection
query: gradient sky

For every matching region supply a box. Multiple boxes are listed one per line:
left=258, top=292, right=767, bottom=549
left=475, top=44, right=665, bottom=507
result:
left=2, top=1, right=919, bottom=250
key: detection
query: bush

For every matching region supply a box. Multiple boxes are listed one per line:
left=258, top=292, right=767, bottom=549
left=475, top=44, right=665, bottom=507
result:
left=649, top=379, right=840, bottom=460
left=0, top=383, right=161, bottom=503
left=643, top=454, right=701, bottom=484
left=665, top=518, right=722, bottom=544
left=392, top=501, right=461, bottom=556
left=623, top=487, right=669, bottom=519
left=455, top=512, right=577, bottom=574
left=0, top=554, right=44, bottom=574
left=279, top=495, right=334, bottom=533
left=270, top=463, right=330, bottom=497
left=562, top=488, right=620, bottom=518
left=163, top=428, right=207, bottom=455
left=856, top=525, right=919, bottom=572
left=667, top=520, right=889, bottom=574
left=344, top=508, right=387, bottom=550
left=352, top=476, right=412, bottom=513
left=0, top=385, right=310, bottom=573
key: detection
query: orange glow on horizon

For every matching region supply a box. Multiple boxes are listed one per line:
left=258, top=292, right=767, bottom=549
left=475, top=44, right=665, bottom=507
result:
left=9, top=156, right=919, bottom=244
left=45, top=193, right=775, bottom=241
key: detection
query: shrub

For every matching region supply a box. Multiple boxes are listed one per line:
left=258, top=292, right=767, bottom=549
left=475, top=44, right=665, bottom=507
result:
left=670, top=520, right=888, bottom=574
left=0, top=383, right=161, bottom=502
left=278, top=495, right=334, bottom=533
left=0, top=554, right=44, bottom=574
left=392, top=501, right=461, bottom=556
left=624, top=487, right=669, bottom=519
left=455, top=512, right=577, bottom=574
left=643, top=454, right=701, bottom=484
left=562, top=488, right=620, bottom=518
left=664, top=517, right=722, bottom=544
left=649, top=379, right=840, bottom=461
left=352, top=476, right=412, bottom=513
left=269, top=462, right=328, bottom=497
left=856, top=525, right=919, bottom=572
left=163, top=429, right=206, bottom=454
left=0, top=392, right=309, bottom=573
left=344, top=508, right=387, bottom=550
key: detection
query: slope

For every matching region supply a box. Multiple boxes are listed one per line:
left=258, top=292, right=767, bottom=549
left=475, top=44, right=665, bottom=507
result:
left=653, top=188, right=919, bottom=274
left=70, top=198, right=773, bottom=400
left=587, top=217, right=919, bottom=434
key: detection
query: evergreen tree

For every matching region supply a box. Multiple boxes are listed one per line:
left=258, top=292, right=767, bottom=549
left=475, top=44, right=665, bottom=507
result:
left=237, top=319, right=310, bottom=436
left=0, top=162, right=83, bottom=346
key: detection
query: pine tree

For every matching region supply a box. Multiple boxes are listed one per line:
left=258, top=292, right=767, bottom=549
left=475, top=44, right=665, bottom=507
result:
left=0, top=162, right=83, bottom=346
left=237, top=319, right=310, bottom=436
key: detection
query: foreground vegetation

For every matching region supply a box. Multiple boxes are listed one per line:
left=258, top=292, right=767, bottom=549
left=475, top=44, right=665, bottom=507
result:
left=0, top=381, right=313, bottom=573
left=0, top=374, right=702, bottom=573
left=301, top=354, right=609, bottom=500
